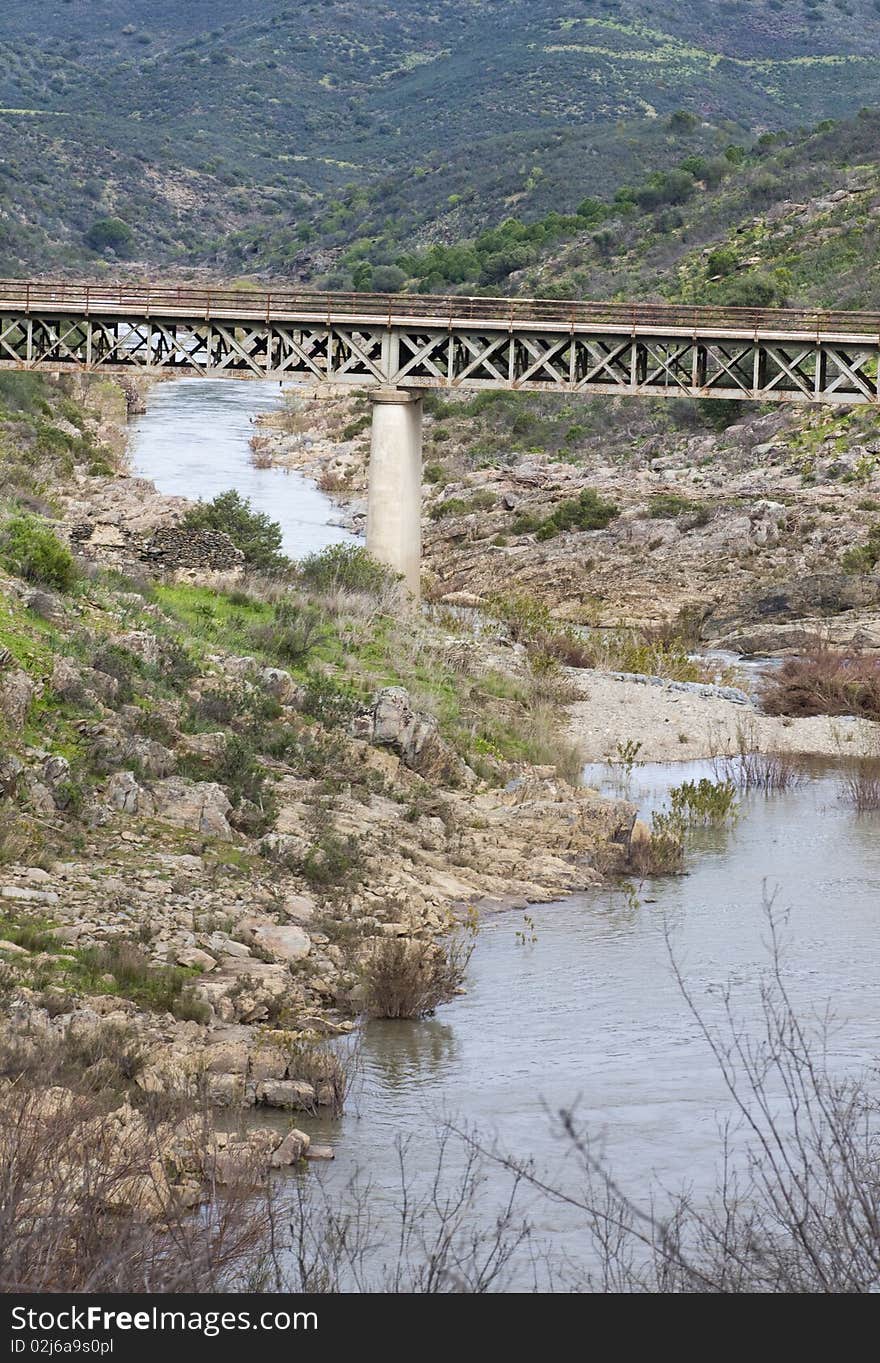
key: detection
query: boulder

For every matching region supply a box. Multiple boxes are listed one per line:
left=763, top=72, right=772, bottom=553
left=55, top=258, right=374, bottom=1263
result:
left=260, top=667, right=304, bottom=706
left=270, top=1128, right=310, bottom=1167
left=117, top=630, right=161, bottom=667
left=105, top=771, right=153, bottom=816
left=123, top=736, right=176, bottom=778
left=51, top=656, right=85, bottom=701
left=258, top=1079, right=316, bottom=1110
left=354, top=686, right=466, bottom=785
left=283, top=893, right=317, bottom=926
left=0, top=670, right=34, bottom=728
left=251, top=924, right=311, bottom=964
left=176, top=947, right=217, bottom=973
left=150, top=778, right=232, bottom=837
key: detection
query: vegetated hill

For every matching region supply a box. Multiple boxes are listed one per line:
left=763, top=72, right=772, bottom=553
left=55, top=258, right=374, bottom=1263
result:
left=4, top=1, right=880, bottom=276
left=295, top=108, right=880, bottom=311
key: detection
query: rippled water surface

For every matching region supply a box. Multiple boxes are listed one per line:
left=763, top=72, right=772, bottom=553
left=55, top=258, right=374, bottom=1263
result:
left=300, top=761, right=880, bottom=1279
left=129, top=378, right=358, bottom=559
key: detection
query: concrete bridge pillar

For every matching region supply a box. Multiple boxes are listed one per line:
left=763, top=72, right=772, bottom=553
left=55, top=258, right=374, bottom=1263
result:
left=366, top=387, right=423, bottom=599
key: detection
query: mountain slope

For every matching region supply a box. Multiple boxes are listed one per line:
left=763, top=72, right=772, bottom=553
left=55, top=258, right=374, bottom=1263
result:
left=4, top=1, right=880, bottom=276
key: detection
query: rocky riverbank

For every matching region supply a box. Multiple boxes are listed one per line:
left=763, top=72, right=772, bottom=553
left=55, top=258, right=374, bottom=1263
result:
left=256, top=389, right=880, bottom=652
left=0, top=372, right=645, bottom=1201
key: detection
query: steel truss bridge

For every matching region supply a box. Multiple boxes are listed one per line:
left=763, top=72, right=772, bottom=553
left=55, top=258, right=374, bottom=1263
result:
left=1, top=281, right=880, bottom=405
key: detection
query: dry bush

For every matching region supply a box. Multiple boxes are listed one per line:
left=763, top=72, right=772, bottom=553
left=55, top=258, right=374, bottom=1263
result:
left=710, top=720, right=804, bottom=793
left=0, top=1083, right=268, bottom=1292
left=629, top=809, right=686, bottom=877
left=839, top=757, right=880, bottom=813
left=318, top=468, right=349, bottom=494
left=277, top=1131, right=533, bottom=1292
left=714, top=749, right=804, bottom=794
left=360, top=932, right=475, bottom=1020
left=284, top=1039, right=353, bottom=1118
left=762, top=648, right=880, bottom=720
left=248, top=436, right=273, bottom=470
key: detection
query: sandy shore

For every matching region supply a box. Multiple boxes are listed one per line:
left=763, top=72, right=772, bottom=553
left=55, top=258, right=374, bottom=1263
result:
left=565, top=669, right=878, bottom=763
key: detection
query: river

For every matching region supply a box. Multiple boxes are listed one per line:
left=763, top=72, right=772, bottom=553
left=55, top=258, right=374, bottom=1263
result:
left=130, top=379, right=880, bottom=1287
left=128, top=378, right=357, bottom=559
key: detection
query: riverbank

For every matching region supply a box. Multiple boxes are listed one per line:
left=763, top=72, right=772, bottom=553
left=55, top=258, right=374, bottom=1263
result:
left=566, top=667, right=879, bottom=762
left=0, top=372, right=642, bottom=1202
left=255, top=387, right=880, bottom=649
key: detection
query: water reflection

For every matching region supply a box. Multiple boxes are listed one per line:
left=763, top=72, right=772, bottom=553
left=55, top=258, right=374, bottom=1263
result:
left=360, top=1017, right=459, bottom=1090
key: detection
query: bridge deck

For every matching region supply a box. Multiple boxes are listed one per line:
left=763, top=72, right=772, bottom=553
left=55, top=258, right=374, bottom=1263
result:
left=1, top=280, right=878, bottom=343
left=1, top=280, right=879, bottom=403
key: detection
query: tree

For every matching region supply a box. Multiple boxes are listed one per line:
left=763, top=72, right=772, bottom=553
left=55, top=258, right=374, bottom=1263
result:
left=182, top=490, right=286, bottom=573
left=84, top=218, right=135, bottom=258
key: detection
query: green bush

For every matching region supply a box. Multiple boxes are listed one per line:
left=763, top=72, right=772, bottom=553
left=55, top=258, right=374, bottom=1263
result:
left=648, top=493, right=708, bottom=522
left=182, top=490, right=287, bottom=573
left=300, top=672, right=360, bottom=728
left=299, top=826, right=365, bottom=890
left=0, top=374, right=52, bottom=416
left=249, top=598, right=328, bottom=664
left=0, top=515, right=78, bottom=592
left=84, top=217, right=135, bottom=257
left=534, top=488, right=619, bottom=540
left=298, top=543, right=396, bottom=594
left=842, top=524, right=880, bottom=574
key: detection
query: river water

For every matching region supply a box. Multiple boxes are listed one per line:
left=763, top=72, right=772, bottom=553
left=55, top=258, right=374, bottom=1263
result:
left=130, top=380, right=880, bottom=1286
left=128, top=378, right=357, bottom=559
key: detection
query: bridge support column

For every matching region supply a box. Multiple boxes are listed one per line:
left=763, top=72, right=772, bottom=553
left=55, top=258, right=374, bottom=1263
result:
left=366, top=387, right=422, bottom=599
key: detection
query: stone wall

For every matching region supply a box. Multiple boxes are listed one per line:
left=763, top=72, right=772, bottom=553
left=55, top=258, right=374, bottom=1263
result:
left=70, top=519, right=243, bottom=575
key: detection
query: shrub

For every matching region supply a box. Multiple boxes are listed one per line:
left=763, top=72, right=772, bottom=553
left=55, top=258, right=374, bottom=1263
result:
left=762, top=650, right=880, bottom=720
left=298, top=543, right=396, bottom=594
left=0, top=373, right=52, bottom=416
left=91, top=642, right=139, bottom=704
left=648, top=493, right=708, bottom=522
left=300, top=672, right=360, bottom=727
left=510, top=510, right=544, bottom=536
left=182, top=490, right=287, bottom=573
left=341, top=415, right=370, bottom=440
left=840, top=758, right=880, bottom=813
left=298, top=825, right=364, bottom=891
left=71, top=941, right=205, bottom=1018
left=249, top=598, right=328, bottom=664
left=534, top=488, right=619, bottom=540
left=360, top=931, right=474, bottom=1019
left=630, top=809, right=686, bottom=876
left=669, top=778, right=737, bottom=827
left=0, top=1082, right=269, bottom=1291
left=0, top=515, right=78, bottom=591
left=841, top=523, right=880, bottom=574
left=84, top=217, right=135, bottom=256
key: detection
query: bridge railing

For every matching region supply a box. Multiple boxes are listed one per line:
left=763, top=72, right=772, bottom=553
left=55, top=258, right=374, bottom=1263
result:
left=0, top=279, right=879, bottom=336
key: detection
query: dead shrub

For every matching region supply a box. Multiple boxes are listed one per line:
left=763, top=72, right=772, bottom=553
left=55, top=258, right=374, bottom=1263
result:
left=360, top=932, right=475, bottom=1020
left=762, top=649, right=880, bottom=720
left=629, top=809, right=686, bottom=877
left=840, top=757, right=880, bottom=813
left=0, top=1083, right=269, bottom=1292
left=248, top=436, right=273, bottom=470
left=284, top=1039, right=353, bottom=1118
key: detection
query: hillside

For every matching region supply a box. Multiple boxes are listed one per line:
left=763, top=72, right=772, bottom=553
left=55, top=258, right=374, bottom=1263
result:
left=5, top=1, right=880, bottom=276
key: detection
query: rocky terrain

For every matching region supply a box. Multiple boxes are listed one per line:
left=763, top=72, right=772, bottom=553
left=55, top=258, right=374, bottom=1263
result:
left=258, top=388, right=880, bottom=652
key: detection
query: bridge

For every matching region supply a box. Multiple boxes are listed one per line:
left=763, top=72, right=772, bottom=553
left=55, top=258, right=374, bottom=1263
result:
left=2, top=279, right=879, bottom=595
